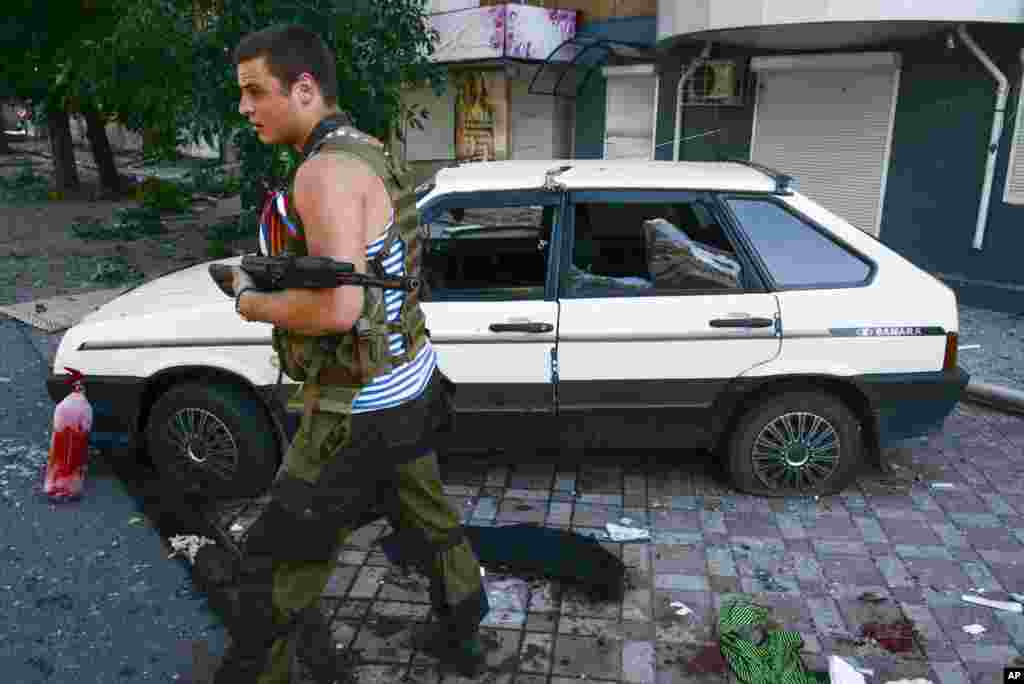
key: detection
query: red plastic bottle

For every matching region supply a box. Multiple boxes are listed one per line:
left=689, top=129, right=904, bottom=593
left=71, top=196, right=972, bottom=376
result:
left=43, top=367, right=93, bottom=502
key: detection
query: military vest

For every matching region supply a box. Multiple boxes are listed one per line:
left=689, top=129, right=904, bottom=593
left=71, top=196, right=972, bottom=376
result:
left=261, top=116, right=430, bottom=416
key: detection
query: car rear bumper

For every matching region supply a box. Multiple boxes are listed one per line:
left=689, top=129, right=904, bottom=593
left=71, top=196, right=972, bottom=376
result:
left=857, top=367, right=970, bottom=447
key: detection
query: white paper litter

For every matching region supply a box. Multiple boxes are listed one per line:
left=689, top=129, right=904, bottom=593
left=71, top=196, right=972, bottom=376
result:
left=619, top=517, right=633, bottom=525
left=961, top=594, right=1023, bottom=612
left=167, top=534, right=217, bottom=565
left=957, top=344, right=981, bottom=351
left=229, top=523, right=244, bottom=533
left=669, top=601, right=692, bottom=617
left=1010, top=593, right=1024, bottom=603
left=828, top=655, right=866, bottom=684
left=930, top=482, right=956, bottom=489
left=605, top=522, right=651, bottom=542
left=962, top=624, right=987, bottom=636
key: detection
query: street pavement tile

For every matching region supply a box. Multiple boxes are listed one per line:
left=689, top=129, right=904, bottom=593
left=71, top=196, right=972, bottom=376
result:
left=994, top=610, right=1024, bottom=649
left=705, top=546, right=738, bottom=578
left=624, top=544, right=651, bottom=573
left=335, top=598, right=372, bottom=619
left=622, top=640, right=656, bottom=684
left=653, top=544, right=706, bottom=574
left=879, top=519, right=943, bottom=546
left=950, top=512, right=1004, bottom=528
left=930, top=523, right=971, bottom=549
left=853, top=516, right=890, bottom=544
left=654, top=642, right=729, bottom=684
left=931, top=660, right=972, bottom=684
left=477, top=627, right=523, bottom=673
left=788, top=552, right=827, bottom=586
left=577, top=469, right=624, bottom=495
left=345, top=524, right=384, bottom=549
left=485, top=577, right=529, bottom=614
left=803, top=515, right=864, bottom=541
left=774, top=514, right=808, bottom=540
left=370, top=601, right=430, bottom=621
left=812, top=539, right=870, bottom=557
left=378, top=569, right=431, bottom=603
left=805, top=596, right=848, bottom=635
left=350, top=566, right=388, bottom=599
left=708, top=575, right=742, bottom=594
left=930, top=601, right=1016, bottom=644
left=328, top=619, right=360, bottom=651
left=653, top=590, right=716, bottom=643
left=668, top=495, right=700, bottom=510
left=623, top=620, right=655, bottom=641
left=351, top=664, right=409, bottom=684
left=984, top=494, right=1019, bottom=517
left=558, top=615, right=624, bottom=639
left=496, top=499, right=547, bottom=524
left=889, top=586, right=927, bottom=604
left=573, top=503, right=624, bottom=528
left=365, top=551, right=391, bottom=567
left=722, top=513, right=779, bottom=538
left=503, top=488, right=551, bottom=501
left=650, top=509, right=700, bottom=531
left=561, top=586, right=621, bottom=619
left=819, top=556, right=886, bottom=586
left=900, top=559, right=973, bottom=591
left=481, top=609, right=527, bottom=629
left=351, top=618, right=416, bottom=663
left=651, top=531, right=703, bottom=546
left=833, top=595, right=926, bottom=657
left=700, top=510, right=728, bottom=535
left=518, top=633, right=554, bottom=674
left=525, top=612, right=557, bottom=633
left=958, top=561, right=1007, bottom=593
left=935, top=493, right=996, bottom=514
left=654, top=574, right=709, bottom=592
left=339, top=549, right=369, bottom=566
left=954, top=642, right=1022, bottom=666
left=324, top=566, right=359, bottom=598
left=784, top=538, right=815, bottom=554
left=625, top=493, right=647, bottom=508
left=577, top=493, right=625, bottom=506
left=739, top=573, right=801, bottom=595
left=872, top=505, right=927, bottom=521
left=895, top=544, right=956, bottom=561
left=622, top=508, right=651, bottom=527
left=486, top=466, right=510, bottom=487
left=959, top=525, right=1024, bottom=551
left=853, top=657, right=936, bottom=684
left=984, top=562, right=1024, bottom=590
left=554, top=471, right=575, bottom=492
left=552, top=634, right=622, bottom=679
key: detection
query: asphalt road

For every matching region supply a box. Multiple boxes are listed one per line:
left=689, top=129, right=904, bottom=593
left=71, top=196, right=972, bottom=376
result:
left=0, top=317, right=226, bottom=683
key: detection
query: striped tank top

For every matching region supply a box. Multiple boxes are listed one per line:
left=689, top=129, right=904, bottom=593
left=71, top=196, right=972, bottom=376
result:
left=350, top=231, right=437, bottom=413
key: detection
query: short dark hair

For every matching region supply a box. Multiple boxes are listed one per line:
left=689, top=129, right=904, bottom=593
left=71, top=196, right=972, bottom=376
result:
left=234, top=24, right=338, bottom=106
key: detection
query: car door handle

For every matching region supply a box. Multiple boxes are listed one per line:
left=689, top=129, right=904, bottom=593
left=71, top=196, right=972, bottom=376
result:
left=489, top=322, right=553, bottom=333
left=709, top=317, right=774, bottom=328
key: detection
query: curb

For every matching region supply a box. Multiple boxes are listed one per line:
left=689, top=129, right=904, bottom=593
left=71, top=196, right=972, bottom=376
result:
left=964, top=380, right=1024, bottom=417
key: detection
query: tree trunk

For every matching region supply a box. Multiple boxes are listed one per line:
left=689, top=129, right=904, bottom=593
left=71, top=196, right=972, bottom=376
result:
left=47, top=106, right=80, bottom=192
left=83, top=107, right=120, bottom=195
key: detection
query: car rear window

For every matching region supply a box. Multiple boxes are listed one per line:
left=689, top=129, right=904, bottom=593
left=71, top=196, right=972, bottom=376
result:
left=727, top=198, right=871, bottom=288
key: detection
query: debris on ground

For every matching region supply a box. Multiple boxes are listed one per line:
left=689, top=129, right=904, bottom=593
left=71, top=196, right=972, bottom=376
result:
left=961, top=594, right=1023, bottom=612
left=669, top=601, right=692, bottom=617
left=961, top=624, right=987, bottom=636
left=166, top=535, right=217, bottom=565
left=605, top=521, right=651, bottom=542
left=828, top=655, right=866, bottom=684
left=718, top=598, right=820, bottom=684
left=858, top=591, right=887, bottom=603
left=1010, top=592, right=1024, bottom=603
left=929, top=482, right=956, bottom=490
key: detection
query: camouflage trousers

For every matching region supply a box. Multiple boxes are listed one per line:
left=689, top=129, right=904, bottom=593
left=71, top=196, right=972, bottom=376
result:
left=227, top=373, right=487, bottom=683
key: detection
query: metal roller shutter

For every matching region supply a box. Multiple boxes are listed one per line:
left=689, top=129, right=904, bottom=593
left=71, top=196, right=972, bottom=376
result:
left=751, top=60, right=900, bottom=237
left=604, top=66, right=657, bottom=160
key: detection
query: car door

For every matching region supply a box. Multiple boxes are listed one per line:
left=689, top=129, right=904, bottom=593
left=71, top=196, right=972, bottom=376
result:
left=419, top=191, right=563, bottom=449
left=554, top=189, right=781, bottom=449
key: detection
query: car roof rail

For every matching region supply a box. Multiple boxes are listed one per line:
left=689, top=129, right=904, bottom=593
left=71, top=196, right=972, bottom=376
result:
left=726, top=158, right=794, bottom=194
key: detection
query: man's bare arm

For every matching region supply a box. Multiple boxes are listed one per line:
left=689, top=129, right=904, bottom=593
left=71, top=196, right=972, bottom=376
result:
left=239, top=155, right=377, bottom=334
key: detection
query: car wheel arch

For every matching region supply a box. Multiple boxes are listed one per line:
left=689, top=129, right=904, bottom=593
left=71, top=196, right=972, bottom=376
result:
left=712, top=374, right=880, bottom=465
left=136, top=365, right=287, bottom=466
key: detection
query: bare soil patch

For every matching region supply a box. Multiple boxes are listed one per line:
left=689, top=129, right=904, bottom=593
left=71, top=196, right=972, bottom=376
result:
left=0, top=136, right=255, bottom=307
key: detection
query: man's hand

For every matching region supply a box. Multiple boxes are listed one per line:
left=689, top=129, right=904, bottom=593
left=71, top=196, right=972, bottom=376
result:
left=231, top=266, right=256, bottom=297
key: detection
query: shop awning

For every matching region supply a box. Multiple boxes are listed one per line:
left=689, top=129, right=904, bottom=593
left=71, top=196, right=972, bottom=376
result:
left=528, top=36, right=661, bottom=98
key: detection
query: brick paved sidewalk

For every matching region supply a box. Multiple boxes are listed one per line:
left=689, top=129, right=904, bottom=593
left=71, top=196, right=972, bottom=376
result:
left=218, top=401, right=1024, bottom=684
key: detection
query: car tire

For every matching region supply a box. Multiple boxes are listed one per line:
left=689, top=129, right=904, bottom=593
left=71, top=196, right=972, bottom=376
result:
left=726, top=390, right=863, bottom=497
left=145, top=381, right=279, bottom=500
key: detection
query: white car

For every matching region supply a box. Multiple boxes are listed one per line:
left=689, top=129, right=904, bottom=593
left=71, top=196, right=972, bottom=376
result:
left=47, top=159, right=968, bottom=497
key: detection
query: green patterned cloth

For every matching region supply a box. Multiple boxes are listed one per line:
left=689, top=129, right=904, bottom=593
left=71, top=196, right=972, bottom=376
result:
left=718, top=599, right=824, bottom=684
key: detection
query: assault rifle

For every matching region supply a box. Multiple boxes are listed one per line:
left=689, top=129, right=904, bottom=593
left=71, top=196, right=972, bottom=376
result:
left=208, top=255, right=420, bottom=297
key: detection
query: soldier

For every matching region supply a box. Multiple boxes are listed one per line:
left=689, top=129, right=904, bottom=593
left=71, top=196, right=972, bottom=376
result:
left=209, top=23, right=489, bottom=684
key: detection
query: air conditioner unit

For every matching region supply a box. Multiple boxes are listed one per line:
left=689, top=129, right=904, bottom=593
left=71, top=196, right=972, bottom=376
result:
left=684, top=59, right=750, bottom=107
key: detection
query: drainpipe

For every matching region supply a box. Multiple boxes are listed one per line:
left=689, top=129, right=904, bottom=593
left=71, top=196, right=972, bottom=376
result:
left=673, top=42, right=712, bottom=162
left=956, top=25, right=1008, bottom=251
